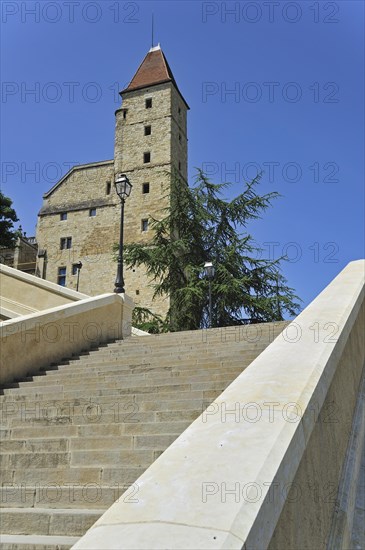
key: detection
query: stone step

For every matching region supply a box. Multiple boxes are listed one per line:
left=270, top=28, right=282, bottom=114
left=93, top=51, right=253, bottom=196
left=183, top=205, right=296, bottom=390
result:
left=0, top=321, right=287, bottom=542
left=2, top=390, right=224, bottom=416
left=79, top=329, right=283, bottom=354
left=3, top=411, right=154, bottom=431
left=1, top=403, right=220, bottom=435
left=1, top=397, right=148, bottom=416
left=70, top=448, right=156, bottom=468
left=3, top=466, right=145, bottom=485
left=1, top=378, right=206, bottom=397
left=55, top=337, right=274, bottom=354
left=60, top=344, right=272, bottom=362
left=42, top=361, right=248, bottom=378
left=0, top=439, right=68, bottom=453
left=6, top=425, right=79, bottom=440
left=26, top=364, right=246, bottom=386
left=45, top=358, right=243, bottom=376
left=144, top=386, right=221, bottom=403
left=0, top=482, right=136, bottom=509
left=0, top=452, right=71, bottom=470
left=0, top=393, right=220, bottom=421
left=0, top=508, right=104, bottom=536
left=46, top=352, right=263, bottom=368
left=68, top=433, right=179, bottom=452
left=4, top=363, right=250, bottom=391
left=1, top=441, right=170, bottom=470
left=2, top=407, right=213, bottom=438
left=14, top=368, right=244, bottom=392
left=0, top=534, right=79, bottom=550
left=3, top=416, right=198, bottom=440
left=139, top=396, right=217, bottom=412
left=0, top=380, right=228, bottom=401
left=123, top=322, right=288, bottom=344
left=70, top=436, right=133, bottom=451
left=0, top=408, right=199, bottom=430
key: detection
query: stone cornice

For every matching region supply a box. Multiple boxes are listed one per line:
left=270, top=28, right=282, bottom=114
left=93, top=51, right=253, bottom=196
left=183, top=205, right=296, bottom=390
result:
left=38, top=198, right=116, bottom=217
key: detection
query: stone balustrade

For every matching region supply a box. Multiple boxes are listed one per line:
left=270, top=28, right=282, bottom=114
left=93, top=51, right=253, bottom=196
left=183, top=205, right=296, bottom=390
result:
left=73, top=260, right=364, bottom=550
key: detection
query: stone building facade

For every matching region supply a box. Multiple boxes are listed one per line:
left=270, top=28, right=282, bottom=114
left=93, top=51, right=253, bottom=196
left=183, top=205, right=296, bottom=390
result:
left=36, top=45, right=189, bottom=318
left=0, top=236, right=38, bottom=275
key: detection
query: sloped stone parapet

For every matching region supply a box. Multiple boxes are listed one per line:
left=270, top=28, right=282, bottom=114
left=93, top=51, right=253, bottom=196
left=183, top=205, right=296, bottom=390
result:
left=72, top=260, right=365, bottom=550
left=0, top=293, right=134, bottom=386
left=0, top=263, right=89, bottom=319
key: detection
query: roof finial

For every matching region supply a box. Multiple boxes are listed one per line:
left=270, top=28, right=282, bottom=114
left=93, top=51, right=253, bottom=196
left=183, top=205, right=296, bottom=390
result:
left=151, top=13, right=154, bottom=49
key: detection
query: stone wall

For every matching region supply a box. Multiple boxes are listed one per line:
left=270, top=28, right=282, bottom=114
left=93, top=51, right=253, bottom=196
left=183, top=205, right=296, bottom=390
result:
left=0, top=237, right=37, bottom=274
left=13, top=237, right=37, bottom=273
left=35, top=77, right=189, bottom=321
left=0, top=263, right=88, bottom=320
left=0, top=292, right=134, bottom=385
left=268, top=298, right=364, bottom=549
left=114, top=81, right=188, bottom=318
left=72, top=260, right=365, bottom=550
left=36, top=161, right=118, bottom=297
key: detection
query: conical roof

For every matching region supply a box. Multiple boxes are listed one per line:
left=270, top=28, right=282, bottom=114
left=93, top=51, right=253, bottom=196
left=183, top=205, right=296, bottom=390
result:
left=123, top=45, right=177, bottom=92
left=122, top=45, right=189, bottom=108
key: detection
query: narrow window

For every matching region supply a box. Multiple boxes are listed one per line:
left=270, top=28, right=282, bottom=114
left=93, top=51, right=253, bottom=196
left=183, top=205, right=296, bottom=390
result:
left=144, top=125, right=151, bottom=136
left=142, top=182, right=150, bottom=194
left=136, top=290, right=140, bottom=295
left=58, top=267, right=66, bottom=286
left=145, top=98, right=152, bottom=108
left=143, top=152, right=150, bottom=163
left=141, top=219, right=148, bottom=232
left=178, top=107, right=181, bottom=115
left=89, top=208, right=96, bottom=217
left=179, top=134, right=181, bottom=143
left=106, top=181, right=111, bottom=195
left=178, top=161, right=181, bottom=171
left=60, top=237, right=72, bottom=250
left=60, top=212, right=67, bottom=221
left=122, top=109, right=127, bottom=119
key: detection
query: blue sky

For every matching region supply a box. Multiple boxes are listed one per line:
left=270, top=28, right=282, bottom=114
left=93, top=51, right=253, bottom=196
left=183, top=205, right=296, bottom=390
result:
left=1, top=0, right=364, bottom=311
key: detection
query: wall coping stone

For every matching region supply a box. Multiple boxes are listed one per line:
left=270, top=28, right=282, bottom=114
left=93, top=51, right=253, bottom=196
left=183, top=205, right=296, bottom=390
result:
left=72, top=260, right=365, bottom=550
left=0, top=263, right=89, bottom=301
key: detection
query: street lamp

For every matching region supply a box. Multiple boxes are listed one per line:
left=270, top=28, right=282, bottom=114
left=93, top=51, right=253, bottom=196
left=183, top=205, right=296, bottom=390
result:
left=114, top=173, right=132, bottom=293
left=204, top=261, right=215, bottom=328
left=74, top=261, right=82, bottom=292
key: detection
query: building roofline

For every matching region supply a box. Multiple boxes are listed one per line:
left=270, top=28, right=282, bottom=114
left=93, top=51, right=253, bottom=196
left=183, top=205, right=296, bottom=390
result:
left=121, top=79, right=190, bottom=110
left=121, top=46, right=190, bottom=110
left=43, top=160, right=114, bottom=198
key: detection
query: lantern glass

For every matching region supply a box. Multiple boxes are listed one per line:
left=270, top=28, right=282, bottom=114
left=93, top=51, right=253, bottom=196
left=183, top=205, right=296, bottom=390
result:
left=115, top=174, right=132, bottom=200
left=204, top=261, right=215, bottom=279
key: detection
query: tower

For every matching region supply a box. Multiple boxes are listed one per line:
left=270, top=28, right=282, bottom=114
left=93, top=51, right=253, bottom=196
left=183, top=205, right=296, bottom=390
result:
left=35, top=45, right=188, bottom=319
left=115, top=45, right=189, bottom=316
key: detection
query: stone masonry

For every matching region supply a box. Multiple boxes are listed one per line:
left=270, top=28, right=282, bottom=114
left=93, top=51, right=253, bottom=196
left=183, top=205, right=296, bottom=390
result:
left=36, top=45, right=189, bottom=318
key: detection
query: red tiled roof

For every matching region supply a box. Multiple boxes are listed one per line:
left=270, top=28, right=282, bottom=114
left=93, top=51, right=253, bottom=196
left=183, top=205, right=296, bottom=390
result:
left=123, top=46, right=177, bottom=92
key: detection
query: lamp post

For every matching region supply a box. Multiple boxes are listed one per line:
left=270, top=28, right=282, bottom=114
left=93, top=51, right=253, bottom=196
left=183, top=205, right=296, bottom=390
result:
left=276, top=272, right=281, bottom=320
left=114, top=173, right=132, bottom=293
left=204, top=261, right=215, bottom=328
left=75, top=261, right=82, bottom=291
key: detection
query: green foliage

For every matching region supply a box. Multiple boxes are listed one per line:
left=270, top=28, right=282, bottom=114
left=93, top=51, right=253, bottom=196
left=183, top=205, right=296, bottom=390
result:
left=132, top=306, right=168, bottom=334
left=124, top=170, right=301, bottom=332
left=0, top=192, right=19, bottom=249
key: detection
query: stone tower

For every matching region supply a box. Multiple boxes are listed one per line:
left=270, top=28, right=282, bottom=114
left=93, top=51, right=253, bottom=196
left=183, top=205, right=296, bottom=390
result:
left=35, top=45, right=188, bottom=319
left=114, top=44, right=189, bottom=316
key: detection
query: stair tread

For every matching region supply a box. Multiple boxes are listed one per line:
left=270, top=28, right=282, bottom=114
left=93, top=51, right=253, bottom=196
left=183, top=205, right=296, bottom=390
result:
left=0, top=534, right=80, bottom=542
left=0, top=321, right=288, bottom=542
left=0, top=507, right=105, bottom=514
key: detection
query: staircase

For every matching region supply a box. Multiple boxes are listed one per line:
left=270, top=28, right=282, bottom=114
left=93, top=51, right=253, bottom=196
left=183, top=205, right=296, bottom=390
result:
left=0, top=322, right=288, bottom=549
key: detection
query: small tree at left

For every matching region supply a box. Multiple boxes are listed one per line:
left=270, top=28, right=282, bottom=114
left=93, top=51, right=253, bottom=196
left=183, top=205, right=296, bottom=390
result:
left=0, top=192, right=20, bottom=248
